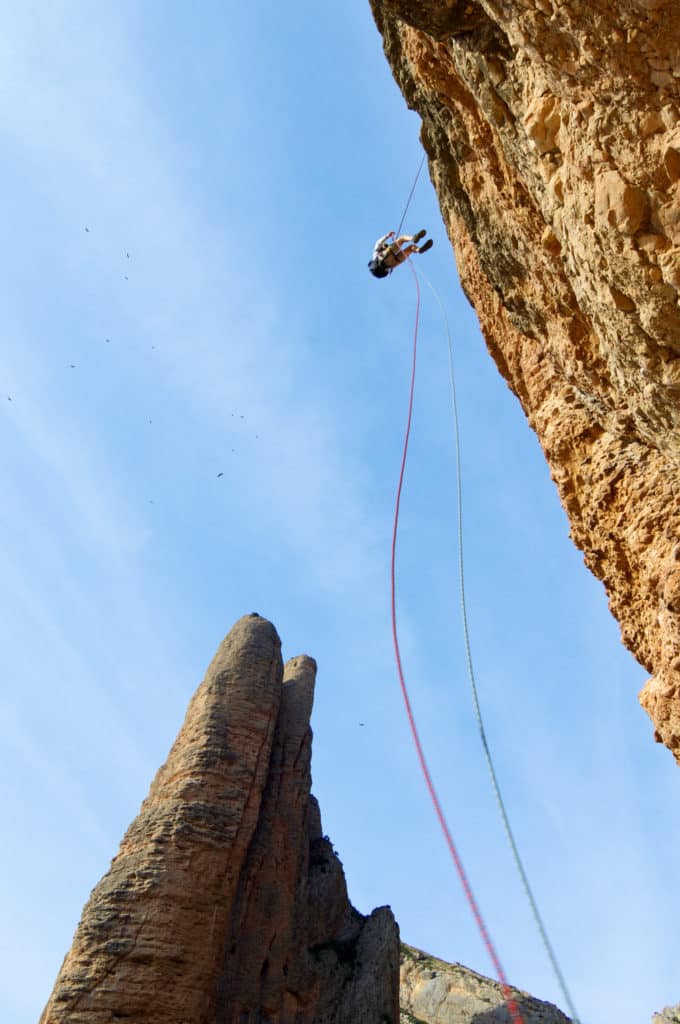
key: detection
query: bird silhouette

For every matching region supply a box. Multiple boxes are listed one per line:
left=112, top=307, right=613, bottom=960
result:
left=84, top=227, right=89, bottom=232
left=217, top=472, right=224, bottom=478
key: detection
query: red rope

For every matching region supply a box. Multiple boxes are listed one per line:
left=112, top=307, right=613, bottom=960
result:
left=390, top=261, right=525, bottom=1024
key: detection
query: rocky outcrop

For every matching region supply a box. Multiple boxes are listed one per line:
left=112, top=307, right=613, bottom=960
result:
left=370, top=0, right=680, bottom=763
left=653, top=1008, right=680, bottom=1024
left=40, top=614, right=399, bottom=1024
left=399, top=945, right=570, bottom=1024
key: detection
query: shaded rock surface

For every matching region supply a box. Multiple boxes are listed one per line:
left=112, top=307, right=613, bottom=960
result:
left=399, top=945, right=570, bottom=1024
left=369, top=0, right=680, bottom=765
left=40, top=614, right=399, bottom=1024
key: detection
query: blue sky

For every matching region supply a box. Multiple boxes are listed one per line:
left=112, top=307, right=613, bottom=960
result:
left=1, top=4, right=679, bottom=1023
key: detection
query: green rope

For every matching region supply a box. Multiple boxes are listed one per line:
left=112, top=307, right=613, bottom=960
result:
left=415, top=265, right=582, bottom=1024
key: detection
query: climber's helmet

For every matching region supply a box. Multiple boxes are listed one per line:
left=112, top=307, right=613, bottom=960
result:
left=368, top=257, right=390, bottom=279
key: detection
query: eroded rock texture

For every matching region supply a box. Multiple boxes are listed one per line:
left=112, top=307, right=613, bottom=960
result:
left=399, top=945, right=570, bottom=1024
left=370, top=0, right=680, bottom=761
left=40, top=614, right=399, bottom=1024
left=654, top=1007, right=680, bottom=1024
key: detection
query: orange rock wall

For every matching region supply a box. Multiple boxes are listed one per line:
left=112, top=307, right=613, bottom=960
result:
left=371, top=0, right=680, bottom=762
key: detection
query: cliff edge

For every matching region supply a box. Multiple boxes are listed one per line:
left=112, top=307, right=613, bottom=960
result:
left=39, top=614, right=400, bottom=1024
left=370, top=0, right=680, bottom=764
left=399, top=944, right=570, bottom=1024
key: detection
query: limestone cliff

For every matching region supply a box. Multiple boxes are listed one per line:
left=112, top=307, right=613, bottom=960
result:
left=39, top=614, right=399, bottom=1024
left=399, top=945, right=569, bottom=1024
left=370, top=0, right=680, bottom=762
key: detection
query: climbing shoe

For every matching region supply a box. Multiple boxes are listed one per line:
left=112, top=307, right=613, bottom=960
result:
left=413, top=229, right=427, bottom=243
left=418, top=238, right=434, bottom=253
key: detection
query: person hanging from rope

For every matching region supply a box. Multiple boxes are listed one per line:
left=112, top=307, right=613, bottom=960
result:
left=368, top=229, right=433, bottom=279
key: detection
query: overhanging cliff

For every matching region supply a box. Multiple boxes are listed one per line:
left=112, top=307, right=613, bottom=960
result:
left=370, top=0, right=680, bottom=763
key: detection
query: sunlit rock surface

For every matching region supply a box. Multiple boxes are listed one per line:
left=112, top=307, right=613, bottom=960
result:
left=654, top=1006, right=680, bottom=1024
left=400, top=944, right=570, bottom=1024
left=39, top=614, right=400, bottom=1024
left=370, top=0, right=680, bottom=766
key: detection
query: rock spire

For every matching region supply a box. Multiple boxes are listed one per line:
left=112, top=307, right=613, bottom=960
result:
left=40, top=614, right=399, bottom=1024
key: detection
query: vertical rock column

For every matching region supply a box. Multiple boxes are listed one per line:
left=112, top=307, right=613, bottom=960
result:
left=41, top=614, right=284, bottom=1024
left=215, top=649, right=399, bottom=1024
left=40, top=614, right=399, bottom=1024
left=216, top=653, right=328, bottom=1021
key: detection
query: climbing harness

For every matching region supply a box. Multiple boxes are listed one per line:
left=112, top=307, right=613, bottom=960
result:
left=413, top=265, right=583, bottom=1024
left=390, top=260, right=525, bottom=1024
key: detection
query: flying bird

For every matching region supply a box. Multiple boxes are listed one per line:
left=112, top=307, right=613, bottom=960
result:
left=84, top=227, right=90, bottom=232
left=105, top=338, right=111, bottom=343
left=217, top=472, right=224, bottom=478
left=126, top=252, right=130, bottom=258
left=69, top=364, right=76, bottom=369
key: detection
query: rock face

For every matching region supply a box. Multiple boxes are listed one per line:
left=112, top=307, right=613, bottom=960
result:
left=370, top=0, right=680, bottom=763
left=399, top=945, right=570, bottom=1024
left=653, top=1008, right=680, bottom=1024
left=40, top=614, right=400, bottom=1024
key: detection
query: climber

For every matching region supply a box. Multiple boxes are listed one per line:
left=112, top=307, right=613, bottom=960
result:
left=368, top=230, right=433, bottom=279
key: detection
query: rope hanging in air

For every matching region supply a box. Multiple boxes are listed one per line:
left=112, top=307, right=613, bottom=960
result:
left=390, top=260, right=525, bottom=1024
left=385, top=154, right=581, bottom=1023
left=395, top=153, right=427, bottom=238
left=414, top=264, right=582, bottom=1024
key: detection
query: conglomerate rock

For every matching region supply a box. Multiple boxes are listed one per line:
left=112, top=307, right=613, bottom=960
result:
left=39, top=614, right=400, bottom=1024
left=399, top=945, right=570, bottom=1024
left=369, top=0, right=680, bottom=763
